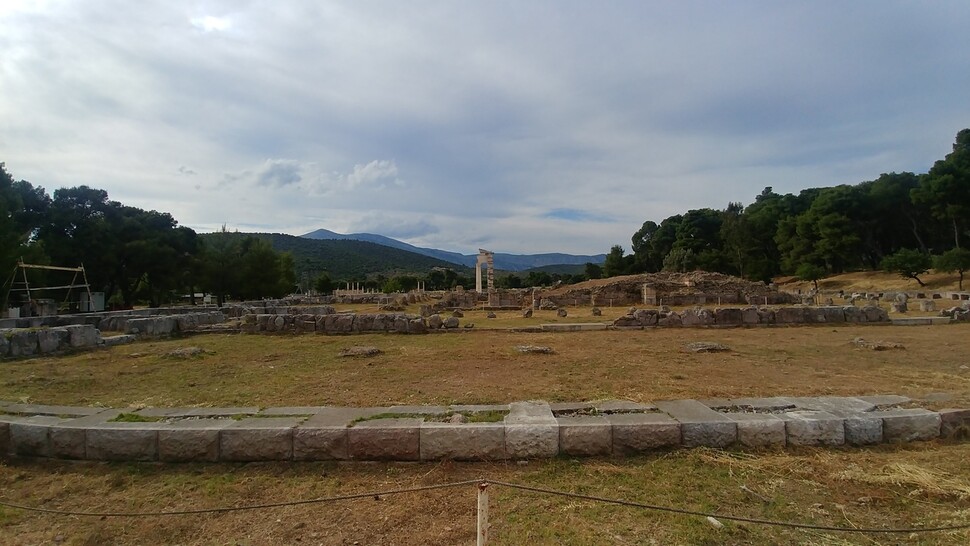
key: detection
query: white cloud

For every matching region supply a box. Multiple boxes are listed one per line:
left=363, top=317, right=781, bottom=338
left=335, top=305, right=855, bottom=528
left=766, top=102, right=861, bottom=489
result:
left=189, top=15, right=231, bottom=32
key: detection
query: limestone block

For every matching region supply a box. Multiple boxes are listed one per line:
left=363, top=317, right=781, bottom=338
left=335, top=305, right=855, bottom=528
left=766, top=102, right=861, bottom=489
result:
left=64, top=324, right=101, bottom=348
left=862, top=305, right=889, bottom=322
left=633, top=309, right=658, bottom=326
left=8, top=330, right=39, bottom=357
left=939, top=408, right=970, bottom=439
left=714, top=308, right=743, bottom=326
left=741, top=307, right=761, bottom=325
left=817, top=306, right=845, bottom=323
left=294, top=427, right=349, bottom=461
left=8, top=416, right=62, bottom=456
left=86, top=425, right=159, bottom=461
left=843, top=416, right=883, bottom=445
left=49, top=426, right=87, bottom=459
left=0, top=331, right=8, bottom=357
left=428, top=314, right=443, bottom=329
left=37, top=328, right=68, bottom=353
left=757, top=308, right=775, bottom=324
left=558, top=416, right=612, bottom=456
left=219, top=418, right=301, bottom=461
left=920, top=300, right=936, bottom=312
left=443, top=317, right=460, bottom=328
left=782, top=410, right=844, bottom=446
left=420, top=422, right=506, bottom=461
left=393, top=315, right=410, bottom=333
left=658, top=312, right=682, bottom=327
left=505, top=401, right=558, bottom=458
left=656, top=400, right=737, bottom=448
left=102, top=334, right=136, bottom=346
left=176, top=314, right=199, bottom=332
left=608, top=413, right=681, bottom=454
left=612, top=315, right=640, bottom=328
left=158, top=420, right=232, bottom=462
left=775, top=307, right=809, bottom=324
left=0, top=420, right=9, bottom=455
left=843, top=306, right=865, bottom=323
left=875, top=409, right=941, bottom=442
left=725, top=413, right=786, bottom=448
left=349, top=418, right=421, bottom=461
left=408, top=317, right=427, bottom=334
left=681, top=308, right=714, bottom=326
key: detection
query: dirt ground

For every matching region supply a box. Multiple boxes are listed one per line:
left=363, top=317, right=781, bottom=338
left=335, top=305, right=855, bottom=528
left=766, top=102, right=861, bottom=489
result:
left=2, top=311, right=970, bottom=544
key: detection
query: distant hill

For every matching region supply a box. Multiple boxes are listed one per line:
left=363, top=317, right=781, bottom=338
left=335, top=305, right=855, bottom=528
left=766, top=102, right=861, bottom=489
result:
left=302, top=229, right=606, bottom=271
left=518, top=263, right=588, bottom=276
left=203, top=232, right=467, bottom=280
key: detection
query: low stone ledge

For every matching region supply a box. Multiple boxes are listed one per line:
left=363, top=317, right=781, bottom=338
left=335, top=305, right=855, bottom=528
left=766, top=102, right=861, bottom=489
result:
left=558, top=416, right=612, bottom=456
left=874, top=409, right=941, bottom=442
left=7, top=415, right=66, bottom=457
left=0, top=420, right=9, bottom=455
left=725, top=413, right=786, bottom=448
left=420, top=422, right=506, bottom=461
left=220, top=418, right=302, bottom=462
left=656, top=399, right=737, bottom=448
left=608, top=413, right=681, bottom=454
left=782, top=410, right=845, bottom=446
left=159, top=420, right=233, bottom=462
left=349, top=418, right=422, bottom=461
left=86, top=423, right=160, bottom=461
left=939, top=408, right=970, bottom=438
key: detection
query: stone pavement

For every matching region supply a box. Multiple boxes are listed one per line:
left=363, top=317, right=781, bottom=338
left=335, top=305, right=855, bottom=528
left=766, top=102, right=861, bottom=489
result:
left=1, top=396, right=966, bottom=463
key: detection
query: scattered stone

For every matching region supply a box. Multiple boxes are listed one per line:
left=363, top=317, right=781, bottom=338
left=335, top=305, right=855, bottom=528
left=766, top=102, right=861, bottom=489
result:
left=515, top=345, right=555, bottom=354
left=851, top=338, right=905, bottom=351
left=522, top=308, right=533, bottom=318
left=486, top=312, right=497, bottom=319
left=339, top=346, right=382, bottom=358
left=443, top=317, right=460, bottom=329
left=591, top=307, right=602, bottom=316
left=685, top=342, right=730, bottom=353
left=539, top=300, right=558, bottom=311
left=165, top=346, right=209, bottom=358
left=427, top=314, right=443, bottom=329
left=919, top=300, right=936, bottom=312
left=451, top=310, right=464, bottom=318
left=463, top=323, right=474, bottom=329
left=449, top=413, right=467, bottom=424
left=556, top=308, right=568, bottom=318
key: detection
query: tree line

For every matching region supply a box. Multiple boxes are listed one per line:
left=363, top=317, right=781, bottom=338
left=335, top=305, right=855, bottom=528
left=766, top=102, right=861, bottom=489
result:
left=603, top=129, right=970, bottom=289
left=0, top=167, right=296, bottom=309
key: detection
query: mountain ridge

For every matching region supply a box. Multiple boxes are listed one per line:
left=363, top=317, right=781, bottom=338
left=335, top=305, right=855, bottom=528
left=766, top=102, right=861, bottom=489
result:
left=301, top=229, right=606, bottom=271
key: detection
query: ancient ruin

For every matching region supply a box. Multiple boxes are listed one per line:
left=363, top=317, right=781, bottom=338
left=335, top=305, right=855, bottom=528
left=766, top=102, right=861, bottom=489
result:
left=474, top=248, right=495, bottom=293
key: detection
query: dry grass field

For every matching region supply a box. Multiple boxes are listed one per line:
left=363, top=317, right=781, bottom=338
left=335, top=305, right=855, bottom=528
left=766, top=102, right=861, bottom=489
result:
left=2, top=311, right=970, bottom=544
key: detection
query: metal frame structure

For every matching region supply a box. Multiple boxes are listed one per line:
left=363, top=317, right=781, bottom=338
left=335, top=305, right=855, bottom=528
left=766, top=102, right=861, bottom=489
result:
left=3, top=259, right=94, bottom=315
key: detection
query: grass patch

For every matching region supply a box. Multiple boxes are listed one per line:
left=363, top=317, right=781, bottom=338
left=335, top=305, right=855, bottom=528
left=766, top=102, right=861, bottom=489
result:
left=108, top=412, right=160, bottom=423
left=351, top=410, right=508, bottom=426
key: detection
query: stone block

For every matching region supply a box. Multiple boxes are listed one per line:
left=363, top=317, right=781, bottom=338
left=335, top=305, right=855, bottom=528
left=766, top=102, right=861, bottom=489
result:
left=658, top=312, right=682, bottom=327
left=8, top=416, right=62, bottom=456
left=420, top=422, right=506, bottom=461
left=681, top=308, right=714, bottom=326
left=294, top=426, right=349, bottom=461
left=558, top=416, right=612, bottom=456
left=348, top=418, right=421, bottom=461
left=608, top=413, right=681, bottom=454
left=7, top=329, right=39, bottom=357
left=36, top=328, right=69, bottom=353
left=0, top=420, right=9, bottom=455
left=741, top=307, right=761, bottom=325
left=714, top=308, right=743, bottom=326
left=775, top=307, right=809, bottom=324
left=856, top=395, right=910, bottom=407
left=505, top=401, right=558, bottom=458
left=158, top=420, right=232, bottom=462
left=725, top=413, right=786, bottom=448
left=64, top=324, right=101, bottom=348
left=102, top=334, right=136, bottom=346
left=843, top=416, right=883, bottom=445
left=816, top=306, right=845, bottom=323
left=219, top=418, right=301, bottom=461
left=939, top=408, right=970, bottom=439
left=656, top=399, right=737, bottom=448
left=86, top=424, right=159, bottom=461
left=49, top=426, right=87, bottom=459
left=874, top=409, right=941, bottom=442
left=0, top=331, right=8, bottom=357
left=862, top=305, right=889, bottom=322
left=782, top=410, right=844, bottom=446
left=843, top=306, right=865, bottom=323
left=633, top=309, right=658, bottom=326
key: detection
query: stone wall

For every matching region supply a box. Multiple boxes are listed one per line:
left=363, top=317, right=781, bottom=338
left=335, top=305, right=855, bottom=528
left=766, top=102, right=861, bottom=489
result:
left=1, top=324, right=102, bottom=358
left=241, top=312, right=442, bottom=335
left=2, top=396, right=964, bottom=462
left=612, top=305, right=891, bottom=328
left=0, top=305, right=224, bottom=331
left=124, top=312, right=227, bottom=338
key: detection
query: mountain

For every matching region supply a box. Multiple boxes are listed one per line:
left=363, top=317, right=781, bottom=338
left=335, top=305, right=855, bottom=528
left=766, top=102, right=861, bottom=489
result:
left=301, top=229, right=606, bottom=271
left=205, top=232, right=467, bottom=280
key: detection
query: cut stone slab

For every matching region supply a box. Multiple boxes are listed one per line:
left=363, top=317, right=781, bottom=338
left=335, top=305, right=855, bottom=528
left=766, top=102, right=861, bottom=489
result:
left=873, top=409, right=941, bottom=442
left=593, top=400, right=657, bottom=413
left=725, top=413, right=786, bottom=448
left=349, top=418, right=422, bottom=461
left=856, top=395, right=910, bottom=408
left=158, top=419, right=233, bottom=462
left=387, top=405, right=449, bottom=416
left=608, top=413, right=681, bottom=454
left=305, top=407, right=389, bottom=427
left=504, top=401, right=558, bottom=459
left=86, top=423, right=160, bottom=461
left=939, top=409, right=970, bottom=439
left=558, top=416, right=612, bottom=456
left=843, top=415, right=883, bottom=445
left=684, top=342, right=730, bottom=353
left=8, top=415, right=65, bottom=457
left=49, top=410, right=124, bottom=459
left=539, top=323, right=608, bottom=332
left=420, top=422, right=506, bottom=461
left=0, top=420, right=9, bottom=455
left=700, top=397, right=796, bottom=412
left=220, top=417, right=302, bottom=461
left=135, top=407, right=260, bottom=419
left=448, top=404, right=510, bottom=414
left=656, top=400, right=737, bottom=448
left=2, top=404, right=107, bottom=418
left=102, top=334, right=137, bottom=346
left=785, top=396, right=876, bottom=415
left=259, top=407, right=325, bottom=416
left=549, top=402, right=595, bottom=414
left=294, top=426, right=350, bottom=461
left=782, top=410, right=845, bottom=446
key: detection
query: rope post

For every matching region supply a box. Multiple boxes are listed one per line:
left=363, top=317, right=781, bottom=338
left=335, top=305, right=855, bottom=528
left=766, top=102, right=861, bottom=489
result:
left=477, top=481, right=489, bottom=546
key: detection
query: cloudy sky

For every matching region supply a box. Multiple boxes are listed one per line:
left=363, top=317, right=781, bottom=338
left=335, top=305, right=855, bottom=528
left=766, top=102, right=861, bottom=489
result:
left=2, top=1, right=969, bottom=255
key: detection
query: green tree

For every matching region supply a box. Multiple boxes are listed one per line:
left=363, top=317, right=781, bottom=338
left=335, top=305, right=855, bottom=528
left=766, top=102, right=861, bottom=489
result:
left=795, top=263, right=826, bottom=292
left=935, top=248, right=970, bottom=290
left=880, top=248, right=933, bottom=287
left=603, top=245, right=628, bottom=278
left=583, top=262, right=602, bottom=280
left=912, top=129, right=970, bottom=249
left=314, top=273, right=334, bottom=294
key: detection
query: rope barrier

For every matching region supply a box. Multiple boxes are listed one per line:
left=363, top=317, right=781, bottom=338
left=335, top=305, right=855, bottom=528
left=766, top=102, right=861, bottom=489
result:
left=1, top=478, right=968, bottom=535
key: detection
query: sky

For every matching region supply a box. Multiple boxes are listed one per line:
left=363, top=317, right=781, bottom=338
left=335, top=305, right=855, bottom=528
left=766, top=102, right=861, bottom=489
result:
left=2, top=1, right=969, bottom=256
